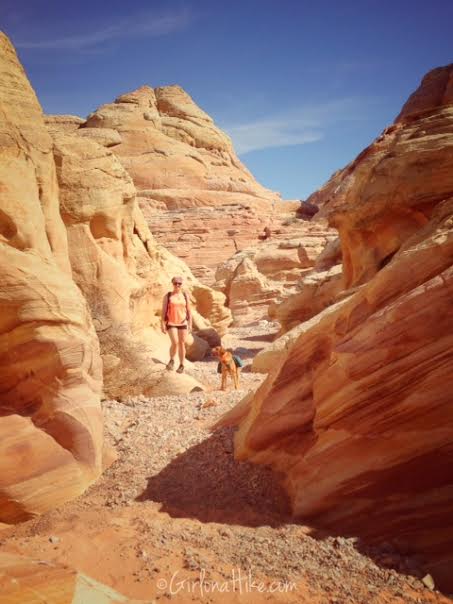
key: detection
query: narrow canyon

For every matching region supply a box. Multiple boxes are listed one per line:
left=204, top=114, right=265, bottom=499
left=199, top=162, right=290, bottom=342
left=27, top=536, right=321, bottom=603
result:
left=0, top=31, right=452, bottom=604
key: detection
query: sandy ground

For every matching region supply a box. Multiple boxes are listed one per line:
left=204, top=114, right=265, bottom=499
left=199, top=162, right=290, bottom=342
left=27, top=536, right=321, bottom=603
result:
left=1, top=325, right=452, bottom=604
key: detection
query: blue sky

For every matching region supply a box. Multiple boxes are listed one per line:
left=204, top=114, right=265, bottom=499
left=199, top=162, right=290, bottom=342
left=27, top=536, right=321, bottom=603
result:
left=2, top=0, right=452, bottom=199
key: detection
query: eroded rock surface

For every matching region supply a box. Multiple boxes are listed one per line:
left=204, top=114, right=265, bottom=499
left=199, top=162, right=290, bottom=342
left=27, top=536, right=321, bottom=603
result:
left=50, top=131, right=231, bottom=398
left=49, top=85, right=285, bottom=281
left=0, top=33, right=103, bottom=523
left=83, top=84, right=278, bottom=207
left=215, top=219, right=336, bottom=325
left=0, top=552, right=146, bottom=604
left=311, top=64, right=453, bottom=288
left=216, top=64, right=453, bottom=586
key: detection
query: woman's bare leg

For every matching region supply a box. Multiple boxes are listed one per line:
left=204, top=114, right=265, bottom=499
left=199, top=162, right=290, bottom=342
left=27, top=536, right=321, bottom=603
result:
left=167, top=328, right=178, bottom=365
left=177, top=328, right=187, bottom=366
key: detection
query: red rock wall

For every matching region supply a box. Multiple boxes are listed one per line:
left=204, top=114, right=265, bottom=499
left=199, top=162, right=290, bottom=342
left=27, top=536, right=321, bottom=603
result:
left=216, top=64, right=453, bottom=586
left=312, top=65, right=453, bottom=289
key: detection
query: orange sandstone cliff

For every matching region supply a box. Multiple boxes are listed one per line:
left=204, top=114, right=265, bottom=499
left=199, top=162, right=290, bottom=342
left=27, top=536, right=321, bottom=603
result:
left=48, top=128, right=231, bottom=398
left=0, top=32, right=233, bottom=523
left=0, top=33, right=103, bottom=523
left=214, top=219, right=337, bottom=325
left=47, top=85, right=336, bottom=301
left=215, top=64, right=453, bottom=586
left=48, top=85, right=289, bottom=281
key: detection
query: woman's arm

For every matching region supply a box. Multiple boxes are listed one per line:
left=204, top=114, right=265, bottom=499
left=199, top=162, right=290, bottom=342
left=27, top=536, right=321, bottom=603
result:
left=161, top=294, right=168, bottom=333
left=186, top=294, right=193, bottom=332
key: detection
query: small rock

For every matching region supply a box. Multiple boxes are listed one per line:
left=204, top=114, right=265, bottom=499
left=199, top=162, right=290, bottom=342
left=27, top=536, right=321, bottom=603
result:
left=421, top=573, right=435, bottom=590
left=49, top=536, right=60, bottom=544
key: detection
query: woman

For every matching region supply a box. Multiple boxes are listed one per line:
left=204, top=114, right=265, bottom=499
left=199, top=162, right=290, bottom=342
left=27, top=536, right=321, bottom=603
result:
left=161, top=276, right=192, bottom=373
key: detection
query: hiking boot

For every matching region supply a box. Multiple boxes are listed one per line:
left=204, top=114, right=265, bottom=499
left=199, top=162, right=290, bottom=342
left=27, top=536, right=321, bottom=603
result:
left=176, top=364, right=184, bottom=374
left=166, top=359, right=175, bottom=371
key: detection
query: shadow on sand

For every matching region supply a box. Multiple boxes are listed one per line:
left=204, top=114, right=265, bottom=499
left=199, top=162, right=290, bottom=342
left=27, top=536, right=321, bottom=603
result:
left=136, top=427, right=292, bottom=527
left=137, top=426, right=452, bottom=594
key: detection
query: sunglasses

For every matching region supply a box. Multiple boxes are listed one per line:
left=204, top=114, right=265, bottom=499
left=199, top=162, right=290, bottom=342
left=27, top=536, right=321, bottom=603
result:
left=173, top=281, right=183, bottom=285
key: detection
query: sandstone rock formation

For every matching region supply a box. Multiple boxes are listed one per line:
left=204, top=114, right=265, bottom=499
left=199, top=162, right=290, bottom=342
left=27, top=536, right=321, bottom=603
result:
left=44, top=114, right=85, bottom=133
left=215, top=64, right=453, bottom=585
left=296, top=200, right=320, bottom=220
left=75, top=127, right=122, bottom=147
left=395, top=64, right=453, bottom=120
left=48, top=130, right=230, bottom=398
left=140, top=200, right=314, bottom=283
left=215, top=219, right=337, bottom=325
left=311, top=64, right=453, bottom=289
left=49, top=85, right=285, bottom=282
left=83, top=84, right=278, bottom=207
left=48, top=97, right=334, bottom=329
left=269, top=264, right=343, bottom=334
left=0, top=33, right=103, bottom=522
left=251, top=320, right=308, bottom=374
left=273, top=233, right=345, bottom=330
left=0, top=552, right=147, bottom=603
left=252, top=236, right=344, bottom=370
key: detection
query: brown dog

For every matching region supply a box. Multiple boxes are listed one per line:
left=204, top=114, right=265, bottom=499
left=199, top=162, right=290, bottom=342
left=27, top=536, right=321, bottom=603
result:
left=212, top=346, right=240, bottom=391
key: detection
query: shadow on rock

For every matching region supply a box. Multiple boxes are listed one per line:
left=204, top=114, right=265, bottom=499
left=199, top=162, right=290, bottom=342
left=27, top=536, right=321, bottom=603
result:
left=242, top=333, right=276, bottom=343
left=306, top=516, right=453, bottom=595
left=137, top=427, right=292, bottom=527
left=232, top=346, right=264, bottom=360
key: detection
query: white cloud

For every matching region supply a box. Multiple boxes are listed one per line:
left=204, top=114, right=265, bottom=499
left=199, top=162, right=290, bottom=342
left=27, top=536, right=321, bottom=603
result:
left=223, top=98, right=366, bottom=155
left=227, top=119, right=322, bottom=154
left=16, top=8, right=191, bottom=50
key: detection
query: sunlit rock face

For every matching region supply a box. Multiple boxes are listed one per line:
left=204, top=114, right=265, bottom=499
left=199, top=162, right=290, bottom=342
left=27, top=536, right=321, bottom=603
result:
left=141, top=201, right=296, bottom=284
left=311, top=64, right=453, bottom=289
left=0, top=33, right=103, bottom=522
left=0, top=552, right=147, bottom=603
left=82, top=84, right=278, bottom=208
left=216, top=64, right=453, bottom=586
left=50, top=131, right=231, bottom=397
left=55, top=84, right=283, bottom=281
left=269, top=264, right=344, bottom=335
left=48, top=86, right=334, bottom=287
left=214, top=219, right=337, bottom=325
